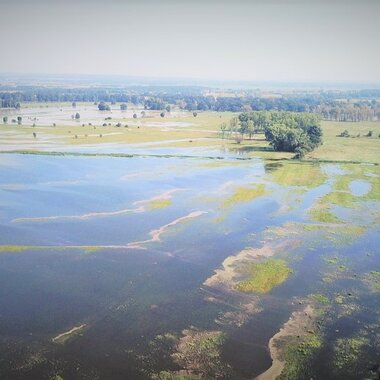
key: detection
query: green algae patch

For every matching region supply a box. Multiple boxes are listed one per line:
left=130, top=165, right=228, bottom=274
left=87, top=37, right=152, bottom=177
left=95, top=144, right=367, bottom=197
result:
left=148, top=199, right=172, bottom=210
left=311, top=293, right=329, bottom=304
left=0, top=245, right=35, bottom=252
left=81, top=246, right=103, bottom=254
left=309, top=205, right=341, bottom=224
left=279, top=334, right=322, bottom=380
left=332, top=337, right=369, bottom=371
left=222, top=184, right=267, bottom=209
left=270, top=162, right=326, bottom=188
left=325, top=225, right=365, bottom=247
left=364, top=271, right=380, bottom=292
left=171, top=329, right=234, bottom=379
left=235, top=259, right=293, bottom=293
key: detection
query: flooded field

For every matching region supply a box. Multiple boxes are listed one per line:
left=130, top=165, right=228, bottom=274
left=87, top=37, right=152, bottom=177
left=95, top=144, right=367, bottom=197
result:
left=0, top=150, right=379, bottom=379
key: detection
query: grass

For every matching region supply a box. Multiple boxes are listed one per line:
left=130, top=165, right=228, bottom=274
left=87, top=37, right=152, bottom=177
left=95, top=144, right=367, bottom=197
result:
left=0, top=245, right=35, bottom=252
left=332, top=337, right=369, bottom=371
left=309, top=164, right=380, bottom=224
left=235, top=259, right=293, bottom=293
left=270, top=161, right=327, bottom=188
left=148, top=199, right=172, bottom=209
left=0, top=244, right=104, bottom=253
left=222, top=184, right=267, bottom=208
left=309, top=206, right=341, bottom=224
left=279, top=334, right=322, bottom=380
left=3, top=106, right=379, bottom=163
left=311, top=293, right=330, bottom=304
left=306, top=120, right=380, bottom=163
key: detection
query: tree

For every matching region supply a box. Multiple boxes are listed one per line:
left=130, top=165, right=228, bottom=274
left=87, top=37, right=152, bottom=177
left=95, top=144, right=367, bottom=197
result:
left=237, top=111, right=324, bottom=158
left=72, top=102, right=76, bottom=108
left=75, top=112, right=80, bottom=120
left=2, top=116, right=8, bottom=124
left=120, top=103, right=127, bottom=111
left=165, top=105, right=171, bottom=112
left=98, top=102, right=110, bottom=111
left=133, top=113, right=137, bottom=119
left=193, top=112, right=198, bottom=117
left=17, top=116, right=22, bottom=125
left=220, top=122, right=227, bottom=139
left=160, top=112, right=165, bottom=118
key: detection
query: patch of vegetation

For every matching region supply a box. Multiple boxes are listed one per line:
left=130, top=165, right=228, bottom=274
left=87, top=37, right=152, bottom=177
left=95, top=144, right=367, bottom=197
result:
left=148, top=199, right=172, bottom=210
left=311, top=293, right=329, bottom=304
left=279, top=334, right=322, bottom=380
left=270, top=162, right=326, bottom=188
left=235, top=259, right=293, bottom=293
left=332, top=337, right=369, bottom=372
left=324, top=256, right=340, bottom=265
left=324, top=225, right=365, bottom=247
left=222, top=184, right=267, bottom=208
left=82, top=246, right=103, bottom=253
left=364, top=271, right=380, bottom=292
left=171, top=329, right=234, bottom=379
left=309, top=205, right=340, bottom=223
left=0, top=245, right=34, bottom=252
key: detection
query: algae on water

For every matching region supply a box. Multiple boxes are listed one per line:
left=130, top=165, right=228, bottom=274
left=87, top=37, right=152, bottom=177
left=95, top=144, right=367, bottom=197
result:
left=236, top=259, right=293, bottom=293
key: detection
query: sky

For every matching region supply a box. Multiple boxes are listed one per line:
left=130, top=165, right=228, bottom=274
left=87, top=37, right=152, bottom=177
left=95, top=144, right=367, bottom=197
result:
left=0, top=0, right=379, bottom=83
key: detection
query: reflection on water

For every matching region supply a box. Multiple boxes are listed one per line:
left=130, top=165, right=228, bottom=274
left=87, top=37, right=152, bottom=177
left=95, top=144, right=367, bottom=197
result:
left=0, top=153, right=379, bottom=379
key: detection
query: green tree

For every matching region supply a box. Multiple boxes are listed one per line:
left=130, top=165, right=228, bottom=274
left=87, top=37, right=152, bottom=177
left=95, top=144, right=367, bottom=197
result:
left=220, top=122, right=227, bottom=139
left=2, top=116, right=8, bottom=124
left=75, top=112, right=80, bottom=120
left=120, top=103, right=127, bottom=111
left=98, top=102, right=110, bottom=111
left=17, top=116, right=22, bottom=125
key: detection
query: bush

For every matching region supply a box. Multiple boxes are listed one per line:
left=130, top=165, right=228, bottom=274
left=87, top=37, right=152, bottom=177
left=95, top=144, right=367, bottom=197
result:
left=338, top=130, right=350, bottom=137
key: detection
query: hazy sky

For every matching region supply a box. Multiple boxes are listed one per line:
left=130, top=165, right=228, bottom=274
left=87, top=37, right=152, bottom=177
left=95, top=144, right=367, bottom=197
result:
left=0, top=0, right=379, bottom=83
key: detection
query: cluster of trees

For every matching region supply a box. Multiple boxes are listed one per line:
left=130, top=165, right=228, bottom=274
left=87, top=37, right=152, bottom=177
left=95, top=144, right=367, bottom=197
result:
left=224, top=111, right=323, bottom=158
left=98, top=101, right=111, bottom=111
left=1, top=86, right=379, bottom=122
left=317, top=102, right=377, bottom=122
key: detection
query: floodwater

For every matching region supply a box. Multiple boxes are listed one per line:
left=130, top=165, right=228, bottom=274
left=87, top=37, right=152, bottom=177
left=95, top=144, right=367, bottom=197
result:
left=0, top=151, right=379, bottom=380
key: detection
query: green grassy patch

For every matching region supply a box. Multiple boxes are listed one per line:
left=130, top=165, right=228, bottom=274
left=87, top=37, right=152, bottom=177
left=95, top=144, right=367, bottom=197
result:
left=148, top=199, right=172, bottom=210
left=270, top=162, right=326, bottom=188
left=0, top=245, right=35, bottom=252
left=311, top=293, right=330, bottom=304
left=309, top=206, right=341, bottom=223
left=222, top=184, right=267, bottom=209
left=332, top=337, right=369, bottom=371
left=235, top=259, right=293, bottom=293
left=279, top=334, right=322, bottom=380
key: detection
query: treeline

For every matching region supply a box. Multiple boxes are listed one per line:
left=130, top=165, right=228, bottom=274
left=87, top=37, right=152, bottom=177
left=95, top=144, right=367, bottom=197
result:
left=1, top=86, right=379, bottom=121
left=224, top=111, right=323, bottom=158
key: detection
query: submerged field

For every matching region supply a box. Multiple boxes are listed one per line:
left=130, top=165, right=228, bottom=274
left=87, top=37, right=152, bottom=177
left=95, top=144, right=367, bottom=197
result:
left=2, top=102, right=380, bottom=162
left=0, top=104, right=379, bottom=379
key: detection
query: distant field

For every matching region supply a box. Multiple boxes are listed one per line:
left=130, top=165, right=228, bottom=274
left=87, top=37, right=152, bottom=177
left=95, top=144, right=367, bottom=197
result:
left=1, top=103, right=379, bottom=162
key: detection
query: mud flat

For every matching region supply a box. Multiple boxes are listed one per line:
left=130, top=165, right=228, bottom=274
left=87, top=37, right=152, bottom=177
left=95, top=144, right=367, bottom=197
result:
left=256, top=305, right=316, bottom=380
left=52, top=324, right=87, bottom=344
